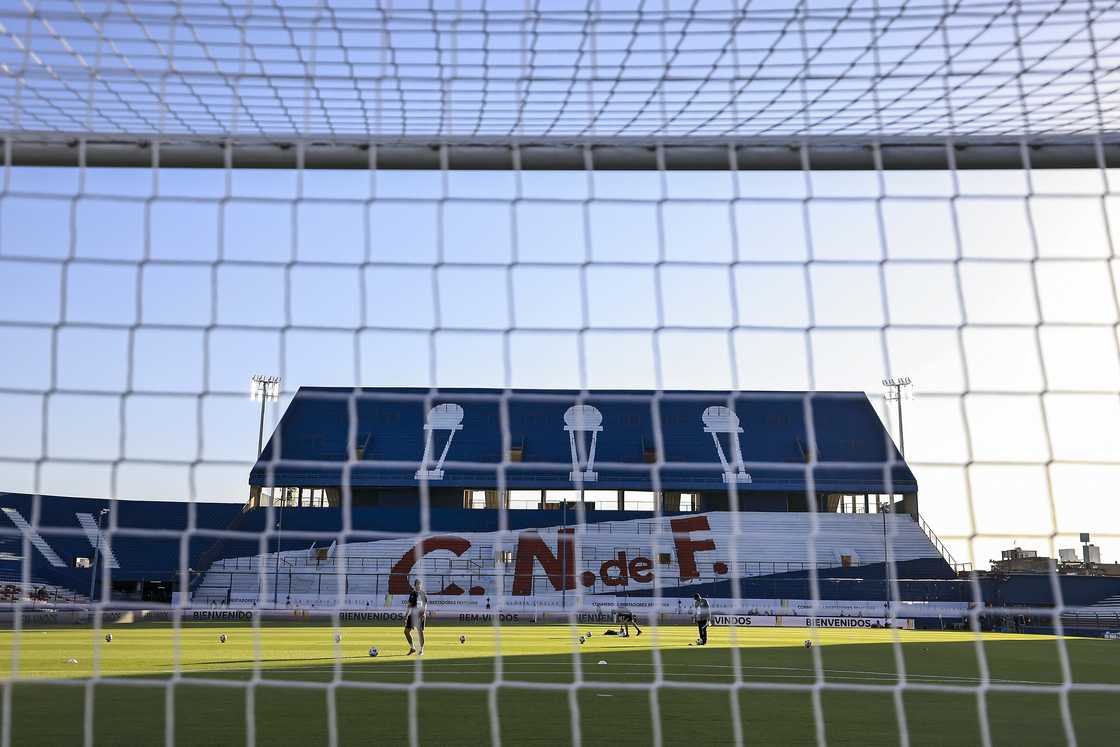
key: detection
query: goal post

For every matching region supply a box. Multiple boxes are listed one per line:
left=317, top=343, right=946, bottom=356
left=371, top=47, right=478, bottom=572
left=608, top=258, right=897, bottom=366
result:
left=7, top=135, right=1120, bottom=170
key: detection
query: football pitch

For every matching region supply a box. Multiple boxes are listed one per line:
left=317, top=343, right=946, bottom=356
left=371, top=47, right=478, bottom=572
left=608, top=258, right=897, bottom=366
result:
left=1, top=623, right=1117, bottom=746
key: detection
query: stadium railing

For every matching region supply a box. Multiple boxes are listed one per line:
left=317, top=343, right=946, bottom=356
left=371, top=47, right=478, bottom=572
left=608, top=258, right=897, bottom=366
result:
left=918, top=514, right=972, bottom=574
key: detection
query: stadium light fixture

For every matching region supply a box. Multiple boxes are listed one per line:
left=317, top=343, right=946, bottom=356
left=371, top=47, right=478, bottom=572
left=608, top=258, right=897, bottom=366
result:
left=881, top=377, right=913, bottom=458
left=250, top=375, right=281, bottom=458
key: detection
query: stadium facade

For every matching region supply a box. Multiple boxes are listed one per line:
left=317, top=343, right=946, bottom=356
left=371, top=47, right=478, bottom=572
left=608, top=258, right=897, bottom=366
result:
left=3, top=388, right=1119, bottom=633
left=247, top=387, right=920, bottom=517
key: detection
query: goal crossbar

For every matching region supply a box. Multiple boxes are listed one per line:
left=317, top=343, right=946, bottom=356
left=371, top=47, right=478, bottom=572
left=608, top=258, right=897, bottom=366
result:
left=7, top=135, right=1120, bottom=171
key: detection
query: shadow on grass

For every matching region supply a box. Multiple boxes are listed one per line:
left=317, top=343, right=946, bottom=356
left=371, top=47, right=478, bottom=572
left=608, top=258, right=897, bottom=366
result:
left=4, top=637, right=1118, bottom=746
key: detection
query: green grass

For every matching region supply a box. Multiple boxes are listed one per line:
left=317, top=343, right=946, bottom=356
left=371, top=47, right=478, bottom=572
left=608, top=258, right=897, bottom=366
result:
left=1, top=623, right=1117, bottom=745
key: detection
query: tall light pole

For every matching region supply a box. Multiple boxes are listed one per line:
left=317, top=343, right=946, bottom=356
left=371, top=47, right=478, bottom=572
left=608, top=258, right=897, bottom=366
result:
left=881, top=377, right=912, bottom=458
left=881, top=377, right=911, bottom=620
left=88, top=507, right=109, bottom=603
left=250, top=374, right=281, bottom=457
left=251, top=375, right=282, bottom=605
left=250, top=375, right=281, bottom=508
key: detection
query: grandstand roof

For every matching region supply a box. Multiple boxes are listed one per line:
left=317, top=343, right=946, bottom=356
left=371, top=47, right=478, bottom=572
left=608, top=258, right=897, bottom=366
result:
left=249, top=388, right=916, bottom=495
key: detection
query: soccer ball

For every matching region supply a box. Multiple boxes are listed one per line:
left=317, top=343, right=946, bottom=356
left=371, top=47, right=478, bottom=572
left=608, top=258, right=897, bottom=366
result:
left=586, top=632, right=591, bottom=637
left=803, top=639, right=813, bottom=649
left=579, top=636, right=585, bottom=644
left=104, top=634, right=112, bottom=643
left=459, top=634, right=466, bottom=644
left=368, top=647, right=379, bottom=657
left=219, top=634, right=227, bottom=644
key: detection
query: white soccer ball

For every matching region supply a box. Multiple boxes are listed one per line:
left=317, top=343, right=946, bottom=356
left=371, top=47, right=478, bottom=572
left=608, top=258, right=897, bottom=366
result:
left=219, top=634, right=227, bottom=644
left=586, top=632, right=591, bottom=638
left=459, top=634, right=466, bottom=644
left=104, top=634, right=112, bottom=643
left=804, top=639, right=813, bottom=649
left=579, top=636, right=585, bottom=644
left=368, top=647, right=379, bottom=657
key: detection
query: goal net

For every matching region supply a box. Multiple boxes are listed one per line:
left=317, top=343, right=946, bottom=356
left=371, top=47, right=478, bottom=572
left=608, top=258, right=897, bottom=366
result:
left=0, top=1, right=1118, bottom=745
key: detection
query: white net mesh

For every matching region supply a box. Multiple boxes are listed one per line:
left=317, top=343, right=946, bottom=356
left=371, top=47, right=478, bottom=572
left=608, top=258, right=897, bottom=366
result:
left=1, top=2, right=1119, bottom=746
left=2, top=0, right=1119, bottom=138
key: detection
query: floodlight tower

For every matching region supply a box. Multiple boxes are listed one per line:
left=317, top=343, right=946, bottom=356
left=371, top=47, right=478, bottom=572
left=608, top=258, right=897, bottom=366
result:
left=880, top=376, right=911, bottom=620
left=881, top=377, right=913, bottom=458
left=250, top=375, right=281, bottom=457
left=250, top=374, right=281, bottom=506
left=250, top=375, right=283, bottom=605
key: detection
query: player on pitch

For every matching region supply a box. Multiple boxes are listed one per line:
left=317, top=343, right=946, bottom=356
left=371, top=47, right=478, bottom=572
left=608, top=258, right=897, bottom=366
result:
left=693, top=592, right=711, bottom=645
left=616, top=608, right=643, bottom=637
left=404, top=578, right=428, bottom=656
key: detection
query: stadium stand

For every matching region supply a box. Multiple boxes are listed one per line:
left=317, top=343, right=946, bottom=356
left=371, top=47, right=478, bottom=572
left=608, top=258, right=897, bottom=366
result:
left=192, top=511, right=950, bottom=607
left=4, top=387, right=1120, bottom=632
left=247, top=387, right=920, bottom=514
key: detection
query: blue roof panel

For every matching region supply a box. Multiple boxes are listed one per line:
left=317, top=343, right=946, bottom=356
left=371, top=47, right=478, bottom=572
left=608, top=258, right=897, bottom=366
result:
left=249, top=388, right=917, bottom=494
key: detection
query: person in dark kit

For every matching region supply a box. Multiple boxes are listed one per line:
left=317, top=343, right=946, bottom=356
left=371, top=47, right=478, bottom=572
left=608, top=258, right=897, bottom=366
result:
left=404, top=578, right=428, bottom=656
left=693, top=593, right=711, bottom=645
left=616, top=608, right=643, bottom=637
